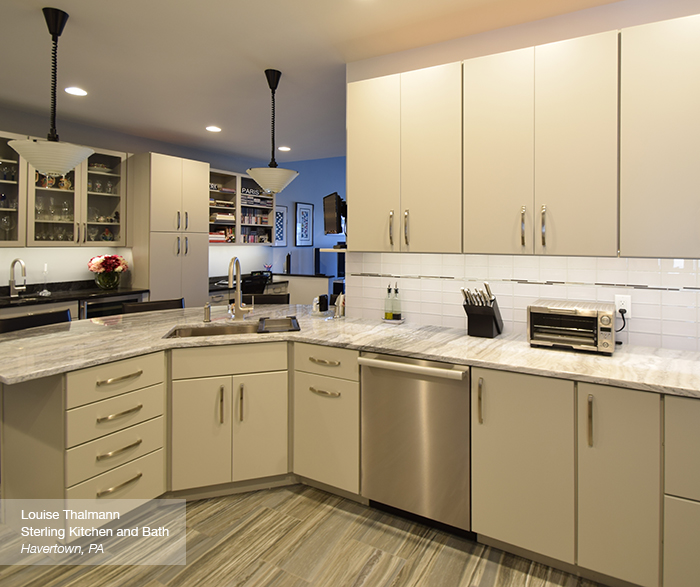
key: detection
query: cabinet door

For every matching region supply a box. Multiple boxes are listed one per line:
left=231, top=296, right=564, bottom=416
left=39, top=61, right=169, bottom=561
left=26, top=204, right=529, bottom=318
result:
left=293, top=371, right=359, bottom=493
left=620, top=14, right=700, bottom=257
left=232, top=371, right=288, bottom=482
left=463, top=48, right=535, bottom=254
left=577, top=383, right=660, bottom=587
left=471, top=368, right=575, bottom=564
left=666, top=395, right=700, bottom=502
left=171, top=376, right=232, bottom=490
left=346, top=74, right=401, bottom=252
left=27, top=161, right=80, bottom=246
left=148, top=232, right=183, bottom=301
left=149, top=153, right=183, bottom=232
left=0, top=132, right=28, bottom=247
left=401, top=63, right=462, bottom=253
left=179, top=231, right=209, bottom=307
left=182, top=158, right=209, bottom=233
left=534, top=31, right=618, bottom=256
left=664, top=495, right=700, bottom=587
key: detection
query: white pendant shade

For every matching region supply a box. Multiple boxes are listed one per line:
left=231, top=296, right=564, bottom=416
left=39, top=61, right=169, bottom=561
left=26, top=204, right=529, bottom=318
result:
left=9, top=139, right=94, bottom=177
left=247, top=166, right=298, bottom=195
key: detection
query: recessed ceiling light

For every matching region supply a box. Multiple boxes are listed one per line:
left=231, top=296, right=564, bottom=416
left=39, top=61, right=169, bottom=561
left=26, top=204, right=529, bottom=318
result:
left=278, top=146, right=291, bottom=152
left=206, top=126, right=222, bottom=133
left=65, top=87, right=87, bottom=96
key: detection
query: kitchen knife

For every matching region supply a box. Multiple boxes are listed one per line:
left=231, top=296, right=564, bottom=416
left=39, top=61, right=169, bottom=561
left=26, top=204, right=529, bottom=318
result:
left=484, top=282, right=495, bottom=303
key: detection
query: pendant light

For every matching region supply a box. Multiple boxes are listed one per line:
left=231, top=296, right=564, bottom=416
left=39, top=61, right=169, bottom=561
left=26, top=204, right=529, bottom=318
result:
left=9, top=8, right=94, bottom=177
left=247, top=69, right=298, bottom=194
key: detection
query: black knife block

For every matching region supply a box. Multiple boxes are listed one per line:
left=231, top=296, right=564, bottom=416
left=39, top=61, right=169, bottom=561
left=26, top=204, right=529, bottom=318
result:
left=463, top=300, right=504, bottom=338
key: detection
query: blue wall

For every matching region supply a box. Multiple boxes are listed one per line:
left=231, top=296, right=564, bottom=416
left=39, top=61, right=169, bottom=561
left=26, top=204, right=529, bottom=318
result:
left=271, top=156, right=346, bottom=276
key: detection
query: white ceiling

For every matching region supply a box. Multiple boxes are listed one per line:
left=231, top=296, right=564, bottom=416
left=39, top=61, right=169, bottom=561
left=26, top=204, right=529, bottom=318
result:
left=1, top=0, right=619, bottom=163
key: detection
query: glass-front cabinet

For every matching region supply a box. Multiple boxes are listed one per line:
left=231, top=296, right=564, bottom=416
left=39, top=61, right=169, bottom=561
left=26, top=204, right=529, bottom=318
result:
left=27, top=148, right=126, bottom=247
left=0, top=132, right=28, bottom=247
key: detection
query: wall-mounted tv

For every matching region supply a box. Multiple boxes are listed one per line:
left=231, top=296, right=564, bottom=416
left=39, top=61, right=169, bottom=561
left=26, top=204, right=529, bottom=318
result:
left=323, top=192, right=346, bottom=236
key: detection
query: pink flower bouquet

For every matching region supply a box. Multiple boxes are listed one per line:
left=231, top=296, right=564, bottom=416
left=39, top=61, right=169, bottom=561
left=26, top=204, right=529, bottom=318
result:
left=88, top=254, right=128, bottom=274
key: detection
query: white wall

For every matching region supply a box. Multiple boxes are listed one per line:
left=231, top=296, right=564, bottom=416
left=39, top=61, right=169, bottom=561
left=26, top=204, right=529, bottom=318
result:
left=0, top=247, right=133, bottom=286
left=346, top=252, right=700, bottom=352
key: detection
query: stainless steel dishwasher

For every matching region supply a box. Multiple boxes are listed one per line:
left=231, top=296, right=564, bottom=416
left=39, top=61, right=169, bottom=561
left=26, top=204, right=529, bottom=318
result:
left=358, top=352, right=470, bottom=531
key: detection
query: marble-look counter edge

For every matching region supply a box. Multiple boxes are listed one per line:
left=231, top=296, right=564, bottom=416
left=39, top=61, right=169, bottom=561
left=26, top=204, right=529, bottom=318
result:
left=1, top=304, right=700, bottom=399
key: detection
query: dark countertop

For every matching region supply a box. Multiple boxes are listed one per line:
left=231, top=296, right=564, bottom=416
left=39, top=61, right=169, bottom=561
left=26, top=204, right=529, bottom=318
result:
left=208, top=275, right=291, bottom=293
left=0, top=280, right=149, bottom=309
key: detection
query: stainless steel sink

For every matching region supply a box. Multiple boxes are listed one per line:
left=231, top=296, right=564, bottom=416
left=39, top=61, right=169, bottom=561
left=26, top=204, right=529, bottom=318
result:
left=166, top=322, right=260, bottom=338
left=164, top=316, right=300, bottom=338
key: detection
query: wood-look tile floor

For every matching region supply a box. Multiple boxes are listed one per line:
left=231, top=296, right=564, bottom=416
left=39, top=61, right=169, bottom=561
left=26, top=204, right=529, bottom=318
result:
left=0, top=485, right=601, bottom=587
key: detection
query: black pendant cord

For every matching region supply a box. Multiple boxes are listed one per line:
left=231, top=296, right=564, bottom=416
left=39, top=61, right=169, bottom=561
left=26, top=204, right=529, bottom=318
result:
left=48, top=36, right=59, bottom=142
left=269, top=89, right=278, bottom=168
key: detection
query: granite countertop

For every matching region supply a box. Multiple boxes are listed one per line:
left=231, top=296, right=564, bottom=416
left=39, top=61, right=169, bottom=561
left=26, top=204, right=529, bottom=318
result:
left=1, top=304, right=700, bottom=398
left=0, top=280, right=149, bottom=309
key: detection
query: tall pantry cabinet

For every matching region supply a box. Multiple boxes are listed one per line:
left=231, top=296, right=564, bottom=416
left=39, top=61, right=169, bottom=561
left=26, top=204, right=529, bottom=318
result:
left=347, top=63, right=462, bottom=253
left=128, top=153, right=210, bottom=306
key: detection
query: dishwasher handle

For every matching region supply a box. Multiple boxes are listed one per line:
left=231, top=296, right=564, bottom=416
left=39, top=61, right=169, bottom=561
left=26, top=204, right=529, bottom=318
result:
left=358, top=357, right=468, bottom=381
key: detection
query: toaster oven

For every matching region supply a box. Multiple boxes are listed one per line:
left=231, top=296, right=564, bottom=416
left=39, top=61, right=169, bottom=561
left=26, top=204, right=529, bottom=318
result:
left=527, top=299, right=615, bottom=355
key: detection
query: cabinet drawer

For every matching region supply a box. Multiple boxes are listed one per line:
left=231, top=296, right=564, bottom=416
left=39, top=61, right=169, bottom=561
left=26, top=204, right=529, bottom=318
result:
left=66, top=383, right=165, bottom=448
left=171, top=343, right=287, bottom=379
left=666, top=395, right=700, bottom=501
left=66, top=449, right=165, bottom=500
left=66, top=352, right=165, bottom=409
left=294, top=343, right=359, bottom=381
left=664, top=494, right=700, bottom=587
left=65, top=417, right=164, bottom=488
left=293, top=371, right=360, bottom=493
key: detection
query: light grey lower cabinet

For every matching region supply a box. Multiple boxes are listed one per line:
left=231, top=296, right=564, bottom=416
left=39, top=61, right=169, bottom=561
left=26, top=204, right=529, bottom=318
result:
left=1, top=352, right=166, bottom=506
left=170, top=344, right=288, bottom=492
left=664, top=395, right=700, bottom=587
left=471, top=368, right=661, bottom=587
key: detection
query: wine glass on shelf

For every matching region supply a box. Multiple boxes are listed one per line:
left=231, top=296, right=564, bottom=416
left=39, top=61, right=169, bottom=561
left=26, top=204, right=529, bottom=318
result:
left=35, top=197, right=45, bottom=220
left=0, top=213, right=16, bottom=240
left=87, top=225, right=99, bottom=241
left=48, top=197, right=57, bottom=221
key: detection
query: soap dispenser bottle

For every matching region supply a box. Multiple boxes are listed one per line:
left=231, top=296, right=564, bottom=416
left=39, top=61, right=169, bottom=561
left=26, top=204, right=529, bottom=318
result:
left=392, top=282, right=402, bottom=320
left=384, top=284, right=393, bottom=320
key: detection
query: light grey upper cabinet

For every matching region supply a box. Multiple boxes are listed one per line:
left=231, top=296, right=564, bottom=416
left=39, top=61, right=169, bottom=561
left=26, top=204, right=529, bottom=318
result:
left=533, top=31, right=619, bottom=257
left=620, top=14, right=700, bottom=258
left=463, top=31, right=619, bottom=256
left=347, top=63, right=462, bottom=253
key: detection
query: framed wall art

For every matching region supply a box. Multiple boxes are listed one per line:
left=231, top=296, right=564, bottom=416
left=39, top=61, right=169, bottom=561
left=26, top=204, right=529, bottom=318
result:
left=295, top=202, right=314, bottom=247
left=273, top=205, right=287, bottom=247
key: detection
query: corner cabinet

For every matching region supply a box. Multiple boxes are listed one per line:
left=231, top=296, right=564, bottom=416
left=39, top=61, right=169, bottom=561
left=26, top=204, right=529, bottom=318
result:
left=128, top=152, right=210, bottom=306
left=463, top=32, right=618, bottom=256
left=347, top=63, right=462, bottom=253
left=0, top=131, right=28, bottom=247
left=26, top=148, right=128, bottom=247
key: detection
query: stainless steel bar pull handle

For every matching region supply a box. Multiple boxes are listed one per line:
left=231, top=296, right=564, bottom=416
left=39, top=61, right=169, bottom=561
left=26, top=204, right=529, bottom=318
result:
left=587, top=394, right=594, bottom=447
left=83, top=222, right=87, bottom=243
left=541, top=205, right=547, bottom=247
left=521, top=206, right=526, bottom=247
left=177, top=236, right=181, bottom=256
left=96, top=472, right=142, bottom=498
left=184, top=236, right=189, bottom=256
left=97, top=404, right=143, bottom=424
left=96, top=439, right=143, bottom=461
left=96, top=370, right=144, bottom=387
left=185, top=211, right=189, bottom=230
left=239, top=384, right=245, bottom=422
left=310, top=386, right=341, bottom=398
left=75, top=223, right=80, bottom=244
left=177, top=210, right=181, bottom=230
left=478, top=377, right=484, bottom=424
left=404, top=210, right=409, bottom=246
left=219, top=385, right=225, bottom=424
left=309, top=357, right=340, bottom=367
left=389, top=210, right=394, bottom=246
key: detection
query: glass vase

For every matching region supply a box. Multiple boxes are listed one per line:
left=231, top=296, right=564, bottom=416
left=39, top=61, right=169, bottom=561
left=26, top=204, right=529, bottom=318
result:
left=95, top=271, right=120, bottom=290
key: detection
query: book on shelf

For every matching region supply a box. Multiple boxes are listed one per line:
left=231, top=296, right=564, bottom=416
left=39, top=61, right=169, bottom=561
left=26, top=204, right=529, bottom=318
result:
left=210, top=213, right=236, bottom=224
left=219, top=187, right=236, bottom=194
left=210, top=199, right=235, bottom=208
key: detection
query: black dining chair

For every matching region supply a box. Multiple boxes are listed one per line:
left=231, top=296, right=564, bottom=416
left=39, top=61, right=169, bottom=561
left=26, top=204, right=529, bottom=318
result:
left=0, top=308, right=72, bottom=334
left=122, top=298, right=185, bottom=314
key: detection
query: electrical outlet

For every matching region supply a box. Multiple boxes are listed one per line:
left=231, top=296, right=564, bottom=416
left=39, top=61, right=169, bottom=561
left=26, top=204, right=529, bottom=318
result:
left=615, top=294, right=632, bottom=318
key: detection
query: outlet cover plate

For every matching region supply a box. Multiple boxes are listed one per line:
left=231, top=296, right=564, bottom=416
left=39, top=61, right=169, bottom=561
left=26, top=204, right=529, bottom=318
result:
left=615, top=294, right=632, bottom=318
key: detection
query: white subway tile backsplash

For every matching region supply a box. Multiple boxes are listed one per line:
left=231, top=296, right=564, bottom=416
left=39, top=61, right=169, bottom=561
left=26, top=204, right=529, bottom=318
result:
left=344, top=253, right=700, bottom=352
